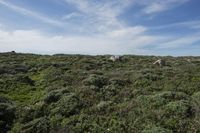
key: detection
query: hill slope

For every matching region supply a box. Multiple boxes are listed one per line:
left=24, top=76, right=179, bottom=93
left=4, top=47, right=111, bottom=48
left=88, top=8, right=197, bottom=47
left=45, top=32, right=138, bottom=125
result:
left=0, top=52, right=200, bottom=133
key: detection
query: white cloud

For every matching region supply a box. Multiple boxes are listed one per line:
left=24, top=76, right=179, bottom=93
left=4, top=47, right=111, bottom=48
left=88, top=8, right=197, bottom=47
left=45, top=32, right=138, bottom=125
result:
left=63, top=0, right=132, bottom=33
left=62, top=12, right=81, bottom=20
left=140, top=0, right=189, bottom=14
left=143, top=3, right=167, bottom=14
left=0, top=0, right=64, bottom=27
left=150, top=20, right=200, bottom=30
left=106, top=26, right=147, bottom=39
left=176, top=20, right=200, bottom=30
left=0, top=0, right=160, bottom=55
left=155, top=34, right=200, bottom=49
left=0, top=29, right=158, bottom=55
left=61, top=0, right=190, bottom=35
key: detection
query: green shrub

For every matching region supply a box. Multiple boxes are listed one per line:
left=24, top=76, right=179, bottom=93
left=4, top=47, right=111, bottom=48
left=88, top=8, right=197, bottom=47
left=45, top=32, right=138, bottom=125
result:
left=164, top=100, right=190, bottom=116
left=109, top=78, right=131, bottom=86
left=162, top=100, right=191, bottom=131
left=190, top=92, right=200, bottom=132
left=15, top=75, right=35, bottom=86
left=49, top=114, right=63, bottom=129
left=1, top=53, right=200, bottom=132
left=83, top=74, right=108, bottom=89
left=43, top=88, right=69, bottom=104
left=42, top=67, right=66, bottom=86
left=192, top=91, right=200, bottom=109
left=21, top=117, right=50, bottom=133
left=96, top=101, right=112, bottom=111
left=18, top=105, right=45, bottom=123
left=0, top=97, right=15, bottom=132
left=156, top=91, right=189, bottom=101
left=142, top=125, right=172, bottom=133
left=0, top=65, right=6, bottom=74
left=49, top=93, right=82, bottom=117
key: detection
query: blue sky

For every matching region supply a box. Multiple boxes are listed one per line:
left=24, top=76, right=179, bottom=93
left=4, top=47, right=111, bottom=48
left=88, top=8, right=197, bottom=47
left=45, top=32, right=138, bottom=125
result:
left=0, top=0, right=200, bottom=56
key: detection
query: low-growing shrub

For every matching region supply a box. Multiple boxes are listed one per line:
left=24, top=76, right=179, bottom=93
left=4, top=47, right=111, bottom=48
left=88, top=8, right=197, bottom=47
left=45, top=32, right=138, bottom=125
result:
left=83, top=74, right=108, bottom=88
left=21, top=117, right=50, bottom=133
left=0, top=97, right=15, bottom=132
left=1, top=53, right=200, bottom=132
left=162, top=100, right=191, bottom=131
left=43, top=88, right=69, bottom=104
left=18, top=105, right=45, bottom=123
left=49, top=93, right=82, bottom=117
left=15, top=75, right=35, bottom=86
left=109, top=78, right=131, bottom=87
left=141, top=125, right=172, bottom=133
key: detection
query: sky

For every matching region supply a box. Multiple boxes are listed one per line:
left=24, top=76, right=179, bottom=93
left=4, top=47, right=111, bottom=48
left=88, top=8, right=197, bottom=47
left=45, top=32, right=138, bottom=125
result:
left=0, top=0, right=200, bottom=56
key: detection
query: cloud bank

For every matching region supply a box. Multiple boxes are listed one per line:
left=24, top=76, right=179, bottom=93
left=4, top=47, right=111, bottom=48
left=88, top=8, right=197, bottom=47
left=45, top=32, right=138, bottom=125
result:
left=0, top=28, right=158, bottom=55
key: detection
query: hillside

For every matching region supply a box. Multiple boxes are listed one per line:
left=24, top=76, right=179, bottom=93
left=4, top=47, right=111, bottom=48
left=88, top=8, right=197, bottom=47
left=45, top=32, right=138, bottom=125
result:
left=0, top=52, right=200, bottom=133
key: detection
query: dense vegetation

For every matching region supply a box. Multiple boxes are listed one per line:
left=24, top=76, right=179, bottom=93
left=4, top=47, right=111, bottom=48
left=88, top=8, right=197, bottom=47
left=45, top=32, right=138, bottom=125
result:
left=0, top=52, right=200, bottom=133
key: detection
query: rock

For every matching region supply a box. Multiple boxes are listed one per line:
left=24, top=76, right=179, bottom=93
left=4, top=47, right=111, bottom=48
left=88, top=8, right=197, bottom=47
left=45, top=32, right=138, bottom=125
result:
left=153, top=59, right=166, bottom=66
left=109, top=55, right=121, bottom=62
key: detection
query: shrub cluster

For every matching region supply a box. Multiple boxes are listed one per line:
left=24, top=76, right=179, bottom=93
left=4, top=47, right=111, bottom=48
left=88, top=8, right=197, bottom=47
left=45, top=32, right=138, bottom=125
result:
left=0, top=53, right=200, bottom=132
